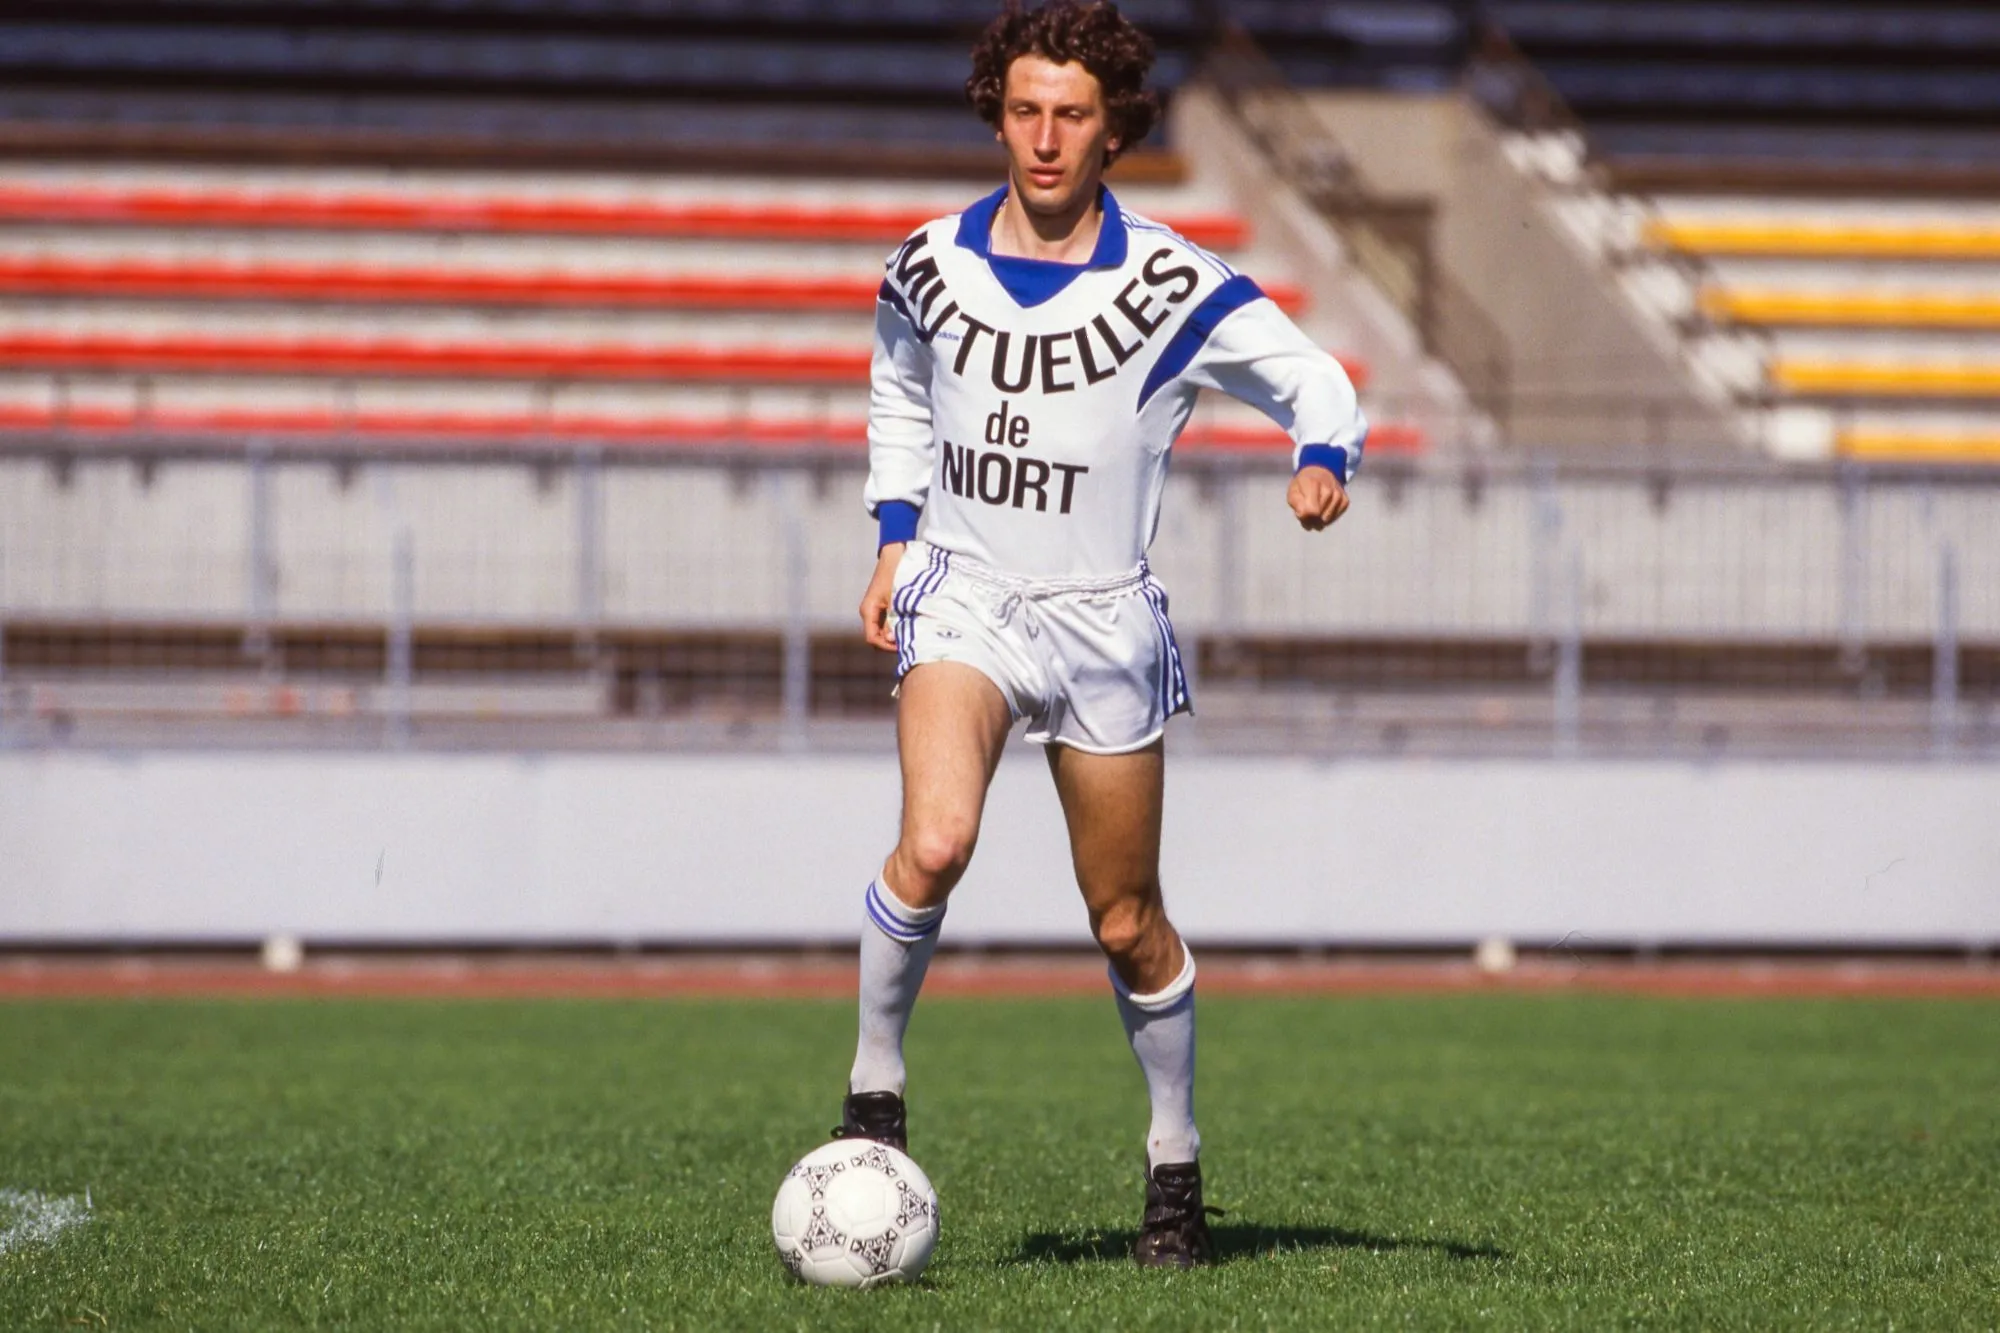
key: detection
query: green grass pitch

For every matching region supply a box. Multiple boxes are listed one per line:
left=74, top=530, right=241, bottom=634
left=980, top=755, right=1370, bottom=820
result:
left=2, top=993, right=1996, bottom=1329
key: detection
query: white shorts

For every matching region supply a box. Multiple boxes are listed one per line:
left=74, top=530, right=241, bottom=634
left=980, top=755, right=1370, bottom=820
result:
left=890, top=541, right=1191, bottom=754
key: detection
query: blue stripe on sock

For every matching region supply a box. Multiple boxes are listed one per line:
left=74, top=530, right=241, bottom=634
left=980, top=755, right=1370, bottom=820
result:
left=865, top=881, right=940, bottom=942
left=866, top=898, right=927, bottom=943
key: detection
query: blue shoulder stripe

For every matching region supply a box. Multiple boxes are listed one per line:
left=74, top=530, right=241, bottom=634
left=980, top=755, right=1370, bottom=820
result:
left=1136, top=274, right=1265, bottom=410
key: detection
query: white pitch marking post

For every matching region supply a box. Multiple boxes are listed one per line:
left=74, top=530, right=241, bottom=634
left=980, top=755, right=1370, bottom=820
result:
left=262, top=934, right=305, bottom=973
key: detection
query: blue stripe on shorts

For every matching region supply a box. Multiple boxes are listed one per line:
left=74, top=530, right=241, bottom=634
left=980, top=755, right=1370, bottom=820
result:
left=1139, top=571, right=1188, bottom=715
left=894, top=547, right=950, bottom=678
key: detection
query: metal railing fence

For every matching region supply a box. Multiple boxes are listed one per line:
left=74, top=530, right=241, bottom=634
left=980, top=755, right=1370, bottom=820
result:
left=3, top=444, right=1997, bottom=753
left=4, top=444, right=1995, bottom=633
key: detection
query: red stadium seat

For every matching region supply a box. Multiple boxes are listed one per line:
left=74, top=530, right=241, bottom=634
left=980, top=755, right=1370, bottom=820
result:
left=0, top=333, right=869, bottom=382
left=0, top=256, right=1309, bottom=315
left=0, top=183, right=1253, bottom=249
left=0, top=332, right=1368, bottom=387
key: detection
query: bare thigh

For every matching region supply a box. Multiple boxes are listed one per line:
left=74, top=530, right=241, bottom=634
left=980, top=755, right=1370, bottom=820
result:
left=1046, top=739, right=1185, bottom=991
left=883, top=661, right=1015, bottom=909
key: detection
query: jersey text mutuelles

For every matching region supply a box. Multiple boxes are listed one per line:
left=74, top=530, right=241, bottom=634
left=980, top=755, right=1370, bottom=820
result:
left=863, top=186, right=1367, bottom=579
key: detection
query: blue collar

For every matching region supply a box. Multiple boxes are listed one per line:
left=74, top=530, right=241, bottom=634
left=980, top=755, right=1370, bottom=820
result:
left=954, top=184, right=1129, bottom=308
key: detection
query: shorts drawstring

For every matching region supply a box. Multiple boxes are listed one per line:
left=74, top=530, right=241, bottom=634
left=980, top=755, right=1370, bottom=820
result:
left=992, top=590, right=1042, bottom=639
left=936, top=547, right=1149, bottom=600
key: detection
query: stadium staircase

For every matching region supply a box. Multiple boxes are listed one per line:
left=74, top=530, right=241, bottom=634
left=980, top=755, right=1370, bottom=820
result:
left=1472, top=0, right=2000, bottom=465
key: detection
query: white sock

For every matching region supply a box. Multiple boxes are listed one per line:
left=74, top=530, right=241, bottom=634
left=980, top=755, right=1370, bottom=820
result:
left=848, top=876, right=945, bottom=1096
left=1111, top=947, right=1200, bottom=1169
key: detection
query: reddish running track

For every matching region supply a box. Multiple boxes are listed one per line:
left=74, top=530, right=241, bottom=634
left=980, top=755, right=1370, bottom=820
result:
left=3, top=955, right=1997, bottom=1000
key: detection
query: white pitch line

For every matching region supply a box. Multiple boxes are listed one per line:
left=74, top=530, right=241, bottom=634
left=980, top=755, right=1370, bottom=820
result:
left=0, top=1188, right=92, bottom=1256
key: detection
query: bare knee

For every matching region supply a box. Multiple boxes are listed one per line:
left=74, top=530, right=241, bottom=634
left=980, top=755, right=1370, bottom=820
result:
left=1090, top=888, right=1163, bottom=963
left=909, top=824, right=977, bottom=881
left=891, top=816, right=980, bottom=902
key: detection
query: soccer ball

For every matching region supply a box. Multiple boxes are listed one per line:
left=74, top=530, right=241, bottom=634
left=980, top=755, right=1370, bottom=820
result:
left=771, top=1139, right=939, bottom=1288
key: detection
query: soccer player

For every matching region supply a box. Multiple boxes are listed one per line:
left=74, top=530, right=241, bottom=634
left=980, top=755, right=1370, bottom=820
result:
left=836, top=0, right=1362, bottom=1268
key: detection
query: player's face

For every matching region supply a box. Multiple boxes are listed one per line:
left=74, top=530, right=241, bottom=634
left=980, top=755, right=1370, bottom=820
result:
left=997, top=55, right=1119, bottom=220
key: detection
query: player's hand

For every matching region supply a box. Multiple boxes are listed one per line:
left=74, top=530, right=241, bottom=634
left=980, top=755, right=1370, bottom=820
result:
left=859, top=543, right=906, bottom=652
left=1288, top=466, right=1349, bottom=531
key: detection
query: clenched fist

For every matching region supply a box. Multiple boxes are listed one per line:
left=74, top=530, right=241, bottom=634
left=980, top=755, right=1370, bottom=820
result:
left=1288, top=465, right=1350, bottom=531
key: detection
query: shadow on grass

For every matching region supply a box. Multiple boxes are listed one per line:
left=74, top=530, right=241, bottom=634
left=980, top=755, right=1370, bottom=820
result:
left=1011, top=1223, right=1508, bottom=1267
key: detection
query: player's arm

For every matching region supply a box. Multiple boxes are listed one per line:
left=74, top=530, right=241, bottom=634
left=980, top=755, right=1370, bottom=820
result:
left=860, top=278, right=937, bottom=651
left=1182, top=292, right=1367, bottom=532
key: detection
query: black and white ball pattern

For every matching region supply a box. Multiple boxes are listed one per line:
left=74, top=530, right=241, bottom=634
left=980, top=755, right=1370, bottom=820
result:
left=771, top=1140, right=940, bottom=1288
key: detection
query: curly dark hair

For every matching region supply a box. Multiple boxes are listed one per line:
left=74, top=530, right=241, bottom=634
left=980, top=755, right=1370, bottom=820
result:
left=966, top=1, right=1160, bottom=166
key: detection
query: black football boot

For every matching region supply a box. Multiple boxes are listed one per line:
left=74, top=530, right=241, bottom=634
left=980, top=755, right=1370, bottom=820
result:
left=1133, top=1159, right=1219, bottom=1269
left=832, top=1089, right=908, bottom=1152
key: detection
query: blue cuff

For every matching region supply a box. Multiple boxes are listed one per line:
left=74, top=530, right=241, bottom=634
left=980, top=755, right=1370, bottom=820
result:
left=876, top=501, right=921, bottom=548
left=1295, top=444, right=1348, bottom=485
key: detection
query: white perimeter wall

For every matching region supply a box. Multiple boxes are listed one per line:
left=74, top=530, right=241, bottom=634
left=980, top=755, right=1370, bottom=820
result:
left=1, top=750, right=1995, bottom=947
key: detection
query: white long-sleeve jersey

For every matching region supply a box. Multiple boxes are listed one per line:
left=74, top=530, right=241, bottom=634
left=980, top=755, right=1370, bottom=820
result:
left=863, top=186, right=1368, bottom=579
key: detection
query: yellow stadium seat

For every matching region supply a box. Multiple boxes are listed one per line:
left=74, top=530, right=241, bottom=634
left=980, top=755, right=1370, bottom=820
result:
left=1702, top=288, right=2000, bottom=328
left=1645, top=218, right=2000, bottom=260
left=1836, top=428, right=2000, bottom=463
left=1772, top=360, right=2000, bottom=397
